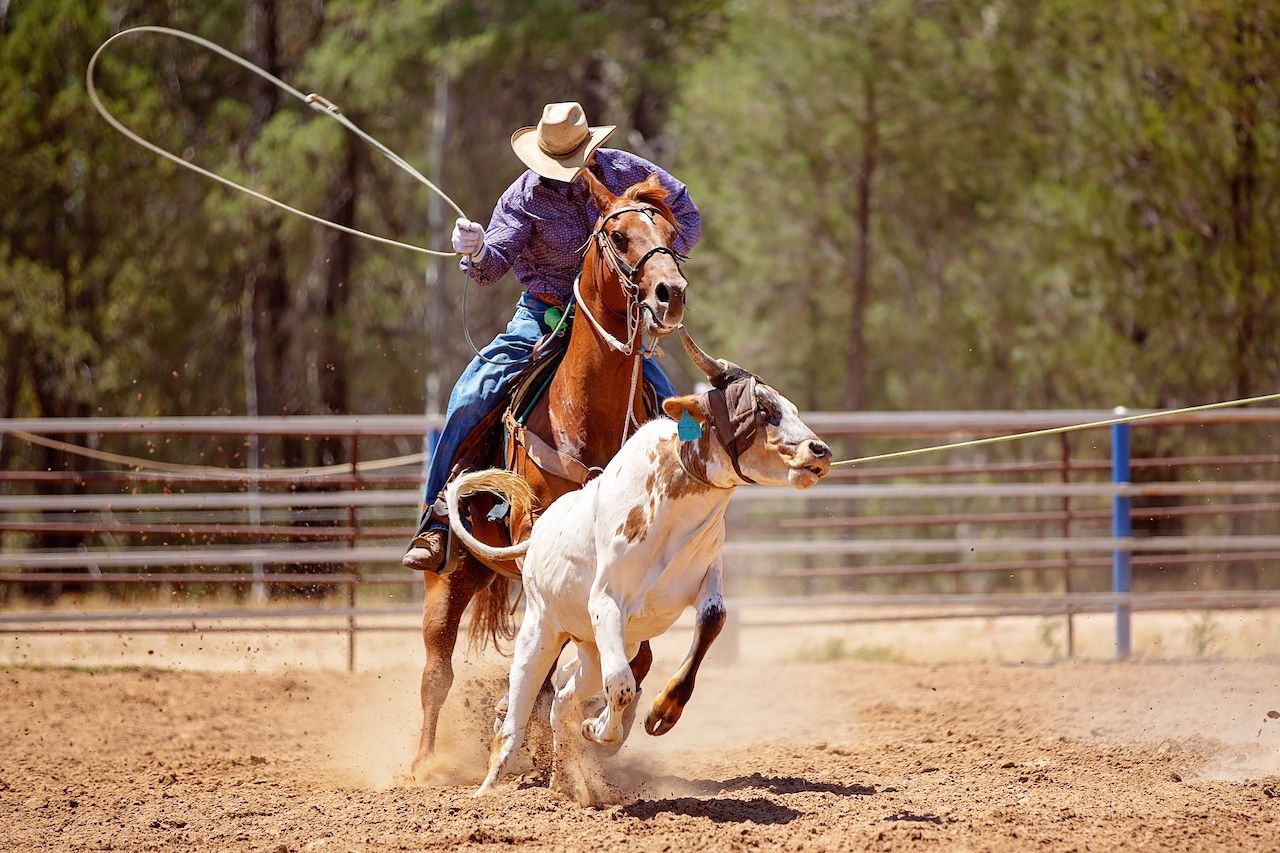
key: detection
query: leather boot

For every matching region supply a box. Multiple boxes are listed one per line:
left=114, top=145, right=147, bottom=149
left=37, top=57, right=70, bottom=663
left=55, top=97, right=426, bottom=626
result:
left=402, top=529, right=447, bottom=573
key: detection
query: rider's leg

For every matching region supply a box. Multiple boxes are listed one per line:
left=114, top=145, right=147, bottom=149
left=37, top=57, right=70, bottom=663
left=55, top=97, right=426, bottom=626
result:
left=412, top=292, right=554, bottom=541
left=640, top=357, right=678, bottom=408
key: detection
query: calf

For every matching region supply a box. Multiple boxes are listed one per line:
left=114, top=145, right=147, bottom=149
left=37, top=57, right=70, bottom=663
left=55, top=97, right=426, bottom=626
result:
left=445, top=328, right=831, bottom=805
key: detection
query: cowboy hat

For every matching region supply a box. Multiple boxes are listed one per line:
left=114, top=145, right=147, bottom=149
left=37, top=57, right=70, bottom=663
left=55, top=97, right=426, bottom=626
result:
left=510, top=102, right=615, bottom=182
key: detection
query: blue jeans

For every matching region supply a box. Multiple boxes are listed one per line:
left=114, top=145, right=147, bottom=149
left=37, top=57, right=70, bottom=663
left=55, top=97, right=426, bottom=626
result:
left=418, top=291, right=676, bottom=534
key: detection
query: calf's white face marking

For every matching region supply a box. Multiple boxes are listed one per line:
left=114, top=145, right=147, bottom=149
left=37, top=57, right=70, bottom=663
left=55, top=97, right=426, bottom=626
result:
left=724, top=382, right=831, bottom=489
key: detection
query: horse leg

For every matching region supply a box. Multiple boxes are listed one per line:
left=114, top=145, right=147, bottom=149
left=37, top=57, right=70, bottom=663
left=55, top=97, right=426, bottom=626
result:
left=410, top=555, right=490, bottom=781
left=645, top=559, right=726, bottom=737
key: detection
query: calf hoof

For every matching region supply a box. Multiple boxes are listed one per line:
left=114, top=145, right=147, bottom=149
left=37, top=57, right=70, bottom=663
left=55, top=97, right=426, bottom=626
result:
left=581, top=715, right=622, bottom=747
left=644, top=692, right=684, bottom=737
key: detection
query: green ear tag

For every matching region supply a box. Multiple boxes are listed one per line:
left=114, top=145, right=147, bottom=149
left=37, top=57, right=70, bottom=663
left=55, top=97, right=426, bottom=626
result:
left=678, top=410, right=703, bottom=442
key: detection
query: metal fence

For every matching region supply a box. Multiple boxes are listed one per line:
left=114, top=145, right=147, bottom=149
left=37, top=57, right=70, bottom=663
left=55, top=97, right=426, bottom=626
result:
left=2, top=409, right=1278, bottom=667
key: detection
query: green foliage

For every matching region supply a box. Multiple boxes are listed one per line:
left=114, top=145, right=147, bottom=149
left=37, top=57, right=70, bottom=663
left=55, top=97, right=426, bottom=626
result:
left=1, top=0, right=1277, bottom=440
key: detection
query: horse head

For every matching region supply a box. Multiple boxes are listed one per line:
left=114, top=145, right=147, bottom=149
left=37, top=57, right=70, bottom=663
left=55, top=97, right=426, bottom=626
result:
left=581, top=170, right=688, bottom=337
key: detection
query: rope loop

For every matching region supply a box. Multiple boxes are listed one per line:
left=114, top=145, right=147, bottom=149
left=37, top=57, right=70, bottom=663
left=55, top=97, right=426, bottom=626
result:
left=87, top=25, right=464, bottom=256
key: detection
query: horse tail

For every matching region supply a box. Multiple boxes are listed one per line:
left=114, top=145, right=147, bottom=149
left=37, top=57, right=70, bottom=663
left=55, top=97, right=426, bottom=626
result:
left=444, top=469, right=535, bottom=562
left=469, top=572, right=517, bottom=650
left=445, top=468, right=534, bottom=651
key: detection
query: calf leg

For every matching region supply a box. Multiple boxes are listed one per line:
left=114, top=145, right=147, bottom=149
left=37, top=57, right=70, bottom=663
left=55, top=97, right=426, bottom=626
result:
left=410, top=556, right=489, bottom=781
left=550, top=644, right=605, bottom=806
left=645, top=559, right=726, bottom=737
left=476, top=613, right=564, bottom=795
left=581, top=594, right=637, bottom=748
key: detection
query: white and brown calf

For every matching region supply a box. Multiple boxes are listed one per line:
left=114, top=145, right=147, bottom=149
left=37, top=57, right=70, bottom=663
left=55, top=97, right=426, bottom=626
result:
left=445, top=330, right=831, bottom=805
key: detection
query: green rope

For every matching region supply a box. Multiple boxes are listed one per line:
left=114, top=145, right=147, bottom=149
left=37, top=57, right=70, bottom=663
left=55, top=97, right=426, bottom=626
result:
left=832, top=391, right=1280, bottom=468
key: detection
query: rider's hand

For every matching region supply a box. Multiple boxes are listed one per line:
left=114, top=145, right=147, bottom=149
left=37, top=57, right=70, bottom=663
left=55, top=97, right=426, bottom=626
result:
left=452, top=218, right=487, bottom=260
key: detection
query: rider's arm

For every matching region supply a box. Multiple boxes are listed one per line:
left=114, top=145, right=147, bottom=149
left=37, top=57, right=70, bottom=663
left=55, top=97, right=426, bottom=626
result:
left=461, top=176, right=536, bottom=286
left=654, top=167, right=701, bottom=257
left=606, top=150, right=702, bottom=256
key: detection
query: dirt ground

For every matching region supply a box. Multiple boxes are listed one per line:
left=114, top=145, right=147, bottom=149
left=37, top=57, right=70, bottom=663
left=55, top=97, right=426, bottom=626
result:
left=3, top=658, right=1279, bottom=852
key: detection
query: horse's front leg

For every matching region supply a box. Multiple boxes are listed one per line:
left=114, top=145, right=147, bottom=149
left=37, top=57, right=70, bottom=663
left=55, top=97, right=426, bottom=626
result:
left=644, top=558, right=725, bottom=737
left=410, top=555, right=489, bottom=781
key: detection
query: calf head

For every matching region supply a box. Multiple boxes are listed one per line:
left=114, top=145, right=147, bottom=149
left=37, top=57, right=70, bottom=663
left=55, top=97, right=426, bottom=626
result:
left=663, top=328, right=832, bottom=489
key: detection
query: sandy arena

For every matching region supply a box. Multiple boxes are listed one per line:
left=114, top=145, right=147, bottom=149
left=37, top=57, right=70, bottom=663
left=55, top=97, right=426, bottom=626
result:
left=3, top=652, right=1279, bottom=852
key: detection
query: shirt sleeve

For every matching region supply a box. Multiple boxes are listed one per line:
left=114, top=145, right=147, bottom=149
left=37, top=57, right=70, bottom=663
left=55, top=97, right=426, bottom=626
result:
left=616, top=152, right=702, bottom=256
left=460, top=178, right=534, bottom=286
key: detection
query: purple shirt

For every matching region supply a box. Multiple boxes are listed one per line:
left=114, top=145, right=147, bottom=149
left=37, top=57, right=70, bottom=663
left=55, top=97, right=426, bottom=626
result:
left=461, top=148, right=701, bottom=305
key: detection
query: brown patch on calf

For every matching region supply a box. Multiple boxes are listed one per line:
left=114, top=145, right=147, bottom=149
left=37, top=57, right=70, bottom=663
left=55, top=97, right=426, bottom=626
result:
left=619, top=504, right=648, bottom=543
left=653, top=435, right=710, bottom=500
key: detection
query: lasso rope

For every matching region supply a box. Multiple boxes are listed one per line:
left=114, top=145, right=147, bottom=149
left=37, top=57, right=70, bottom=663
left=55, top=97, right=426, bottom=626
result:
left=13, top=392, right=1278, bottom=479
left=831, top=391, right=1280, bottom=468
left=87, top=26, right=529, bottom=368
left=9, top=429, right=425, bottom=479
left=87, top=26, right=465, bottom=255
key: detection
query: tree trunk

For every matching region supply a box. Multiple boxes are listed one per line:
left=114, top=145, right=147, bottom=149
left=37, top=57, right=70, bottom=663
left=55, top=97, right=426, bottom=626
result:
left=846, top=74, right=878, bottom=412
left=1228, top=3, right=1259, bottom=401
left=424, top=78, right=453, bottom=418
left=243, top=0, right=300, bottom=466
left=319, top=136, right=358, bottom=465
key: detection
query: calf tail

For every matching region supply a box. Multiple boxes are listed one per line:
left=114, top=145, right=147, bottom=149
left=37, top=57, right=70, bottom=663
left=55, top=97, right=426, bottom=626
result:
left=445, top=469, right=536, bottom=562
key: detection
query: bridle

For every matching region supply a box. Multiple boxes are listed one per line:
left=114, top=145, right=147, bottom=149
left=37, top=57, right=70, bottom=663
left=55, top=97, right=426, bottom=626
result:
left=573, top=204, right=687, bottom=446
left=574, top=205, right=686, bottom=358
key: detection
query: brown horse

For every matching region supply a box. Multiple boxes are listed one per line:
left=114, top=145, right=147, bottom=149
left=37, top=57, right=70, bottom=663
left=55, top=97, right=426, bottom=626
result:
left=410, top=170, right=689, bottom=780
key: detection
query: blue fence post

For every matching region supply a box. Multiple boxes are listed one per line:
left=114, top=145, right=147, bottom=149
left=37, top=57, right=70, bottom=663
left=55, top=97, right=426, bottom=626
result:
left=1111, top=408, right=1132, bottom=660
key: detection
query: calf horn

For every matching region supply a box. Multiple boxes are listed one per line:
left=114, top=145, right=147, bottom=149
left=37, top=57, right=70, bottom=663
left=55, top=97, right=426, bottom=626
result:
left=678, top=325, right=727, bottom=382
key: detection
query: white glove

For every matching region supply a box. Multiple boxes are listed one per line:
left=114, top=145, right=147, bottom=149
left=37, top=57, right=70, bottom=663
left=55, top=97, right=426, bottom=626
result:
left=452, top=218, right=487, bottom=260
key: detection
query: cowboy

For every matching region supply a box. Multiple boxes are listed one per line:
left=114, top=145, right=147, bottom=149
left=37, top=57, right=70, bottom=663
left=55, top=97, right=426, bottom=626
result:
left=403, top=102, right=702, bottom=572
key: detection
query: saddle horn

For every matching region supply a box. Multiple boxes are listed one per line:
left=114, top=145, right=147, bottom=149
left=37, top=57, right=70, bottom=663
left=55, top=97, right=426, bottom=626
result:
left=678, top=325, right=727, bottom=382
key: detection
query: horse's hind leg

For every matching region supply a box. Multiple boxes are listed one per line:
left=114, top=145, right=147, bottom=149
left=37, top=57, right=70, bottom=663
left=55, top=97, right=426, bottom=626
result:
left=411, top=555, right=489, bottom=782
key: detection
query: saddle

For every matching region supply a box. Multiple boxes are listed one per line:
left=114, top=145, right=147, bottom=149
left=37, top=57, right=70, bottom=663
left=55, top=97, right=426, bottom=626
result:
left=440, top=313, right=658, bottom=575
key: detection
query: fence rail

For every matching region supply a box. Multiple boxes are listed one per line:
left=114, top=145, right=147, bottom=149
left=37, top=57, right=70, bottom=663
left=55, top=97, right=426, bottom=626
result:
left=3, top=410, right=1279, bottom=665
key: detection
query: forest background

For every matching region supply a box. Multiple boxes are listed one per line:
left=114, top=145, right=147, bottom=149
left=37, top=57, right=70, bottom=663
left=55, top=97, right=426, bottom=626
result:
left=1, top=0, right=1277, bottom=474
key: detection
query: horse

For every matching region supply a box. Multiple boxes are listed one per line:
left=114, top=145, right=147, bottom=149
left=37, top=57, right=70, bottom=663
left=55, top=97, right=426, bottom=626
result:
left=410, top=170, right=690, bottom=780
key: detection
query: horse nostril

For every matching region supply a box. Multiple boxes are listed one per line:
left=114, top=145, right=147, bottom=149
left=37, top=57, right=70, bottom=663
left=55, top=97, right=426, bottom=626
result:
left=655, top=282, right=670, bottom=304
left=809, top=441, right=831, bottom=459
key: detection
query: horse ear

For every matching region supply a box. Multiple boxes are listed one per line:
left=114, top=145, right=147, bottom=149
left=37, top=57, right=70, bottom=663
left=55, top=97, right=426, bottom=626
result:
left=639, top=171, right=666, bottom=198
left=581, top=167, right=616, bottom=212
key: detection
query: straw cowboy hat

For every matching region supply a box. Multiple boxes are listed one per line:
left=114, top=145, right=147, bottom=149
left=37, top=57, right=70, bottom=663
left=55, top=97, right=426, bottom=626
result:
left=511, top=102, right=615, bottom=182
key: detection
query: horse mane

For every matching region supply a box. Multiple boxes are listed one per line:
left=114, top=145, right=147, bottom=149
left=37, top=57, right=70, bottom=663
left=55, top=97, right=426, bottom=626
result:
left=622, top=177, right=679, bottom=230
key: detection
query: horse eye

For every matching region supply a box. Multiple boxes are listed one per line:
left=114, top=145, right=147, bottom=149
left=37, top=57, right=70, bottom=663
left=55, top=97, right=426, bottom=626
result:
left=610, top=231, right=628, bottom=251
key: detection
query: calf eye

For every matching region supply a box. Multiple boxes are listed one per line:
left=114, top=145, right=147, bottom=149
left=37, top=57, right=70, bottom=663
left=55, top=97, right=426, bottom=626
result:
left=610, top=231, right=628, bottom=252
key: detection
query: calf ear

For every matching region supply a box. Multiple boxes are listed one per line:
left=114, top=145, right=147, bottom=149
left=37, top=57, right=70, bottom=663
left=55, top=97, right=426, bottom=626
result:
left=662, top=394, right=707, bottom=424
